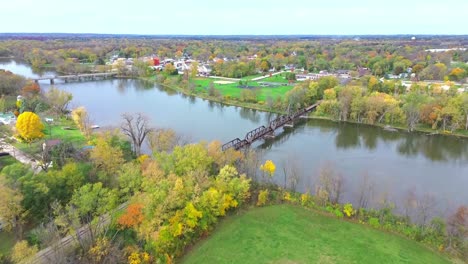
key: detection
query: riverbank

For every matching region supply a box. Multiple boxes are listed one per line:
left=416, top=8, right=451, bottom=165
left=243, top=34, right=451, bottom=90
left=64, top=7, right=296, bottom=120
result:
left=149, top=77, right=468, bottom=139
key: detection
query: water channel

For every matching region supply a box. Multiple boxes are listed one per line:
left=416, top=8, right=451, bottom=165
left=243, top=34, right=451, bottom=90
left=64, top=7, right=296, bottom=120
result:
left=1, top=59, right=467, bottom=217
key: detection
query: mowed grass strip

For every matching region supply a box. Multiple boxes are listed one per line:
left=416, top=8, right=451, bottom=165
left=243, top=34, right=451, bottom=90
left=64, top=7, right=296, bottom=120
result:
left=181, top=205, right=451, bottom=264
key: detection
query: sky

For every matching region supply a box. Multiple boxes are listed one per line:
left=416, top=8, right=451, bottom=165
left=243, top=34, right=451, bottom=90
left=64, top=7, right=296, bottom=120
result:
left=1, top=0, right=467, bottom=35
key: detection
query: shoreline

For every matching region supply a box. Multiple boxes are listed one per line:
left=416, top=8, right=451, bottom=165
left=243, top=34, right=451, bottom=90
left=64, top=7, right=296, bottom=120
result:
left=149, top=78, right=468, bottom=139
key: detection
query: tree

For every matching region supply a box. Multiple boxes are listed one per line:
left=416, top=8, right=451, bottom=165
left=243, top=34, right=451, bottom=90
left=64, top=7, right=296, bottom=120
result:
left=21, top=81, right=41, bottom=98
left=121, top=113, right=152, bottom=156
left=260, top=160, right=276, bottom=181
left=164, top=63, right=177, bottom=75
left=71, top=106, right=91, bottom=138
left=55, top=183, right=118, bottom=253
left=448, top=68, right=466, bottom=82
left=260, top=60, right=270, bottom=73
left=0, top=95, right=5, bottom=113
left=90, top=133, right=125, bottom=178
left=0, top=178, right=27, bottom=239
left=147, top=128, right=184, bottom=153
left=403, top=92, right=428, bottom=132
left=11, top=240, right=38, bottom=263
left=190, top=61, right=199, bottom=78
left=118, top=203, right=144, bottom=229
left=446, top=206, right=467, bottom=256
left=45, top=86, right=73, bottom=116
left=16, top=111, right=44, bottom=142
left=316, top=163, right=344, bottom=204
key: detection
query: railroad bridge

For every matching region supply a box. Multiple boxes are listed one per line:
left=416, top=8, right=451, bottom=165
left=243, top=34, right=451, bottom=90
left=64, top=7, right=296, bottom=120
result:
left=32, top=72, right=117, bottom=84
left=222, top=101, right=321, bottom=151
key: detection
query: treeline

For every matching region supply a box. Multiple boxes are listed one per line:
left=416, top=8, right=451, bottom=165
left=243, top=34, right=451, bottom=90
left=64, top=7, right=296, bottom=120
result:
left=1, top=37, right=467, bottom=80
left=283, top=76, right=468, bottom=133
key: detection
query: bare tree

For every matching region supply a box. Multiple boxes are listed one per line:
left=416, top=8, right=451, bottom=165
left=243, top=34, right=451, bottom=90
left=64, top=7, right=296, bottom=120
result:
left=446, top=206, right=467, bottom=256
left=357, top=172, right=375, bottom=209
left=316, top=163, right=344, bottom=204
left=282, top=154, right=301, bottom=191
left=237, top=149, right=264, bottom=181
left=416, top=193, right=437, bottom=226
left=121, top=113, right=152, bottom=156
left=402, top=188, right=418, bottom=219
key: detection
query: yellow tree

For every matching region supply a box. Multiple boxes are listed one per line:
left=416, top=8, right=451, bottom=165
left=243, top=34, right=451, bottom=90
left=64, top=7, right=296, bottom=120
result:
left=71, top=106, right=91, bottom=138
left=90, top=132, right=124, bottom=177
left=260, top=160, right=276, bottom=180
left=16, top=111, right=44, bottom=142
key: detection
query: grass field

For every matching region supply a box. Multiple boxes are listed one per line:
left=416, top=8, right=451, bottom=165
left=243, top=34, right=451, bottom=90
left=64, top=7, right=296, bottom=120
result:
left=181, top=205, right=451, bottom=264
left=192, top=77, right=293, bottom=101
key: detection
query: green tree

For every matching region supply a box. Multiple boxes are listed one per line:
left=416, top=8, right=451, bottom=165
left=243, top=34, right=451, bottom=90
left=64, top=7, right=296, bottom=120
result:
left=45, top=86, right=73, bottom=116
left=0, top=178, right=27, bottom=239
left=403, top=92, right=428, bottom=131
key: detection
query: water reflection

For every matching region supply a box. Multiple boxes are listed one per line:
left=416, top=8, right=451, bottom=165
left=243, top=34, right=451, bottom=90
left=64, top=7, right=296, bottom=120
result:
left=260, top=118, right=468, bottom=163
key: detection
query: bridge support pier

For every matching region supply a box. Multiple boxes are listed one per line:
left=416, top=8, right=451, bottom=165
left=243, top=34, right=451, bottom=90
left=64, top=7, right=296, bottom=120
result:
left=263, top=131, right=275, bottom=139
left=284, top=122, right=294, bottom=128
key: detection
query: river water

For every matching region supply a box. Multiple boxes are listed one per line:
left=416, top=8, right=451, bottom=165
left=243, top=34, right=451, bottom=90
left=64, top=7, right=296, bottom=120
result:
left=1, top=59, right=467, bottom=217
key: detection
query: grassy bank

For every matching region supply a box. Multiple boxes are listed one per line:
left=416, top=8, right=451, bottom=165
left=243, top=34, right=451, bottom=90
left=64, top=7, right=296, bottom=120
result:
left=14, top=118, right=86, bottom=157
left=181, top=205, right=451, bottom=264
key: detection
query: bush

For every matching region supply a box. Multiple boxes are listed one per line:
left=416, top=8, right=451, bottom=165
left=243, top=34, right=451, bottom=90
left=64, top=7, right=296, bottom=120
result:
left=257, top=189, right=269, bottom=206
left=369, top=217, right=380, bottom=228
left=343, top=203, right=356, bottom=218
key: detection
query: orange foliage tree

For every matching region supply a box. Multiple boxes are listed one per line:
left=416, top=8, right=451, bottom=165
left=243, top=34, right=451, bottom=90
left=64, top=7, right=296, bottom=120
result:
left=118, top=203, right=144, bottom=229
left=21, top=82, right=41, bottom=98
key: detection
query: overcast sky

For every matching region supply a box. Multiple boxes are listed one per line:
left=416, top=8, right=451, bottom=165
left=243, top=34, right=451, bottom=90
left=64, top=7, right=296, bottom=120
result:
left=1, top=0, right=467, bottom=35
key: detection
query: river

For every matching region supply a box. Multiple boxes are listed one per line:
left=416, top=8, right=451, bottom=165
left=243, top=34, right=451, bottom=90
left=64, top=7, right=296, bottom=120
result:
left=1, top=59, right=467, bottom=218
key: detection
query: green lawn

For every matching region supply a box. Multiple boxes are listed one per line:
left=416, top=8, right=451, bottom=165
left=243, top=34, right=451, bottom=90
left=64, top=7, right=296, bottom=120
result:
left=14, top=118, right=86, bottom=158
left=192, top=78, right=293, bottom=101
left=181, top=205, right=451, bottom=264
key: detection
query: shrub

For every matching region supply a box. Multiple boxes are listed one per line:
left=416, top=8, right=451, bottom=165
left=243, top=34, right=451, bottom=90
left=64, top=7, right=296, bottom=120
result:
left=343, top=203, right=356, bottom=218
left=257, top=189, right=269, bottom=206
left=369, top=217, right=380, bottom=228
left=334, top=209, right=344, bottom=218
left=300, top=193, right=313, bottom=207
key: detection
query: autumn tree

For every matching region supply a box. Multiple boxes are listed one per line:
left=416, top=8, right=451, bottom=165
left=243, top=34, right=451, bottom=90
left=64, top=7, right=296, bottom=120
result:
left=16, top=111, right=45, bottom=142
left=118, top=203, right=144, bottom=229
left=316, top=163, right=344, bottom=204
left=446, top=206, right=467, bottom=257
left=147, top=128, right=184, bottom=153
left=121, top=113, right=152, bottom=156
left=72, top=106, right=91, bottom=138
left=90, top=132, right=125, bottom=180
left=10, top=240, right=38, bottom=263
left=45, top=86, right=73, bottom=116
left=54, top=183, right=118, bottom=251
left=403, top=92, right=428, bottom=131
left=260, top=160, right=276, bottom=182
left=190, top=61, right=199, bottom=78
left=0, top=178, right=27, bottom=239
left=21, top=81, right=41, bottom=98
